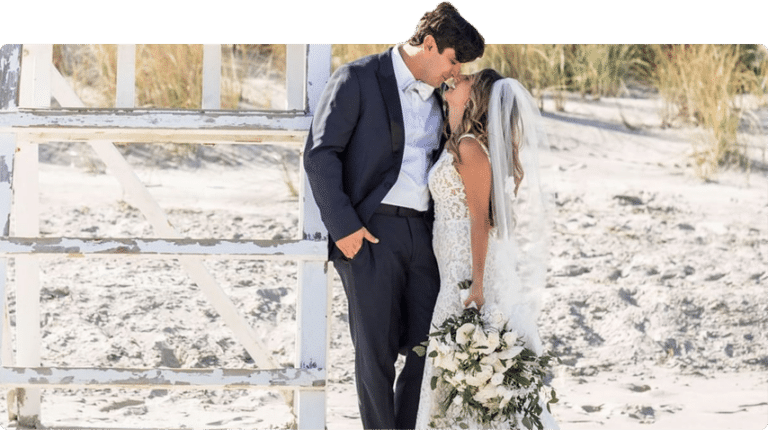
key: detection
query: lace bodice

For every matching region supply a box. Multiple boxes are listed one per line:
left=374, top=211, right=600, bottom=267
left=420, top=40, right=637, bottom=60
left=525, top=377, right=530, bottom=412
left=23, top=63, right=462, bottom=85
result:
left=429, top=149, right=470, bottom=222
left=428, top=134, right=488, bottom=223
left=419, top=137, right=509, bottom=429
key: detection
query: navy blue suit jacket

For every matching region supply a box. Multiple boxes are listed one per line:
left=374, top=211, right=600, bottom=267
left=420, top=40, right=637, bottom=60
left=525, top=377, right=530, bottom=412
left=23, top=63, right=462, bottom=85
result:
left=303, top=48, right=445, bottom=259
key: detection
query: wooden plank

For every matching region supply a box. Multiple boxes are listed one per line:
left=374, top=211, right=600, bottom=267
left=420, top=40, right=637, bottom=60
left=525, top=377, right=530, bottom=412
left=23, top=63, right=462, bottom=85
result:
left=10, top=127, right=306, bottom=145
left=0, top=44, right=22, bottom=110
left=0, top=237, right=327, bottom=260
left=19, top=44, right=52, bottom=109
left=0, top=44, right=21, bottom=424
left=0, top=108, right=313, bottom=131
left=202, top=45, right=221, bottom=110
left=286, top=45, right=306, bottom=111
left=0, top=135, right=13, bottom=237
left=47, top=65, right=305, bottom=145
left=116, top=45, right=136, bottom=108
left=306, top=45, right=331, bottom=116
left=16, top=42, right=50, bottom=428
left=0, top=366, right=324, bottom=390
left=0, top=134, right=15, bottom=374
left=296, top=261, right=330, bottom=429
left=295, top=44, right=332, bottom=429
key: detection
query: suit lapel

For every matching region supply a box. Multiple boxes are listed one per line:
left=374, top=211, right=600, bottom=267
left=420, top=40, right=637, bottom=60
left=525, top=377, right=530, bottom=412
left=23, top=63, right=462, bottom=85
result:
left=375, top=48, right=405, bottom=155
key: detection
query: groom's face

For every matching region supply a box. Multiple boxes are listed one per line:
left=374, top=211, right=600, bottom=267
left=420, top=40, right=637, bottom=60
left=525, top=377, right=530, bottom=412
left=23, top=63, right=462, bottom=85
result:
left=422, top=46, right=461, bottom=88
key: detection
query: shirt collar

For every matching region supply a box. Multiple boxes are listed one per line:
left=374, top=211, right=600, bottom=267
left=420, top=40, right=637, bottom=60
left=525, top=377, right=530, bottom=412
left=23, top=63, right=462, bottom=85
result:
left=392, top=44, right=434, bottom=93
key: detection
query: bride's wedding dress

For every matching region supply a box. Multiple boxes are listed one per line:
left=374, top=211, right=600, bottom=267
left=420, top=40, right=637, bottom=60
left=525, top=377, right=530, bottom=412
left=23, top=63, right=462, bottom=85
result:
left=415, top=79, right=559, bottom=430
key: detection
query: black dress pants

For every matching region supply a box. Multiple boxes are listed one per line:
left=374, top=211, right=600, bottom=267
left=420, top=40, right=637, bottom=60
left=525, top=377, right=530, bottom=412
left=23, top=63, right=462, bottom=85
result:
left=333, top=212, right=440, bottom=430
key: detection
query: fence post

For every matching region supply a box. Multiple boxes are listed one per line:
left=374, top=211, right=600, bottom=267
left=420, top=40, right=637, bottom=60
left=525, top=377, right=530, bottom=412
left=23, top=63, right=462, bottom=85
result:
left=1, top=44, right=22, bottom=423
left=286, top=45, right=307, bottom=111
left=116, top=44, right=136, bottom=108
left=295, top=44, right=331, bottom=429
left=203, top=44, right=221, bottom=110
left=14, top=43, right=52, bottom=427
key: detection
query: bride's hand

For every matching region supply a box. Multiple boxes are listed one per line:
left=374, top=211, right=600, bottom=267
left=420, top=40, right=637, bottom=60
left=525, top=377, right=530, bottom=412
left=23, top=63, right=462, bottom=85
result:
left=463, top=285, right=485, bottom=310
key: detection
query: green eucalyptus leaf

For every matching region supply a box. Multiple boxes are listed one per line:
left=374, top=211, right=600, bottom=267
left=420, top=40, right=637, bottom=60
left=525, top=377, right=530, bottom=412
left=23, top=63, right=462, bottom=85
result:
left=522, top=416, right=533, bottom=429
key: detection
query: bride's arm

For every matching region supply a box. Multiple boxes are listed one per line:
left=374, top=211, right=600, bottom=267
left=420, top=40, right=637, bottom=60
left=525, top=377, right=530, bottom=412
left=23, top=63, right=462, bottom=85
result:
left=454, top=137, right=492, bottom=309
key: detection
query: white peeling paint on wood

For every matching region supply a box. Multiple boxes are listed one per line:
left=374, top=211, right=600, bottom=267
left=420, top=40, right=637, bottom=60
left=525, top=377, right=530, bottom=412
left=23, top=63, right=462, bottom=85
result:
left=0, top=46, right=21, bottom=422
left=15, top=43, right=50, bottom=425
left=19, top=45, right=51, bottom=109
left=0, top=134, right=14, bottom=371
left=11, top=127, right=307, bottom=145
left=0, top=366, right=324, bottom=390
left=0, top=108, right=313, bottom=131
left=1, top=45, right=334, bottom=428
left=0, top=237, right=327, bottom=260
left=116, top=45, right=136, bottom=108
left=296, top=261, right=331, bottom=428
left=0, top=45, right=22, bottom=110
left=203, top=45, right=222, bottom=110
left=49, top=70, right=286, bottom=383
left=306, top=45, right=331, bottom=117
left=295, top=45, right=332, bottom=429
left=0, top=134, right=14, bottom=236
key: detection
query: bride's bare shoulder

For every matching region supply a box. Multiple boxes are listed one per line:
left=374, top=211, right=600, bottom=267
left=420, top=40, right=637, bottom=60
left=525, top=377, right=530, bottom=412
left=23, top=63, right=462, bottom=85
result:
left=455, top=136, right=489, bottom=165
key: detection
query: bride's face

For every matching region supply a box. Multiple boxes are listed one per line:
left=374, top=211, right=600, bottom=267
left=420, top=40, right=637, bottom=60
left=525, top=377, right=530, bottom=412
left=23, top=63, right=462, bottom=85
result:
left=444, top=74, right=473, bottom=111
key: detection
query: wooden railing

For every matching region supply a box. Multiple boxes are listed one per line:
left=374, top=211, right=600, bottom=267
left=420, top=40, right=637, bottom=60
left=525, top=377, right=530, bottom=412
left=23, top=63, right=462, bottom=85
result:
left=0, top=44, right=332, bottom=429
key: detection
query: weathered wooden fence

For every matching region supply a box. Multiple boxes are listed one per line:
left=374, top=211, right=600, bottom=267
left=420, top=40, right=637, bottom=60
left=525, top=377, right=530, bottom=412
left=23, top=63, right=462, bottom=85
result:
left=0, top=44, right=332, bottom=428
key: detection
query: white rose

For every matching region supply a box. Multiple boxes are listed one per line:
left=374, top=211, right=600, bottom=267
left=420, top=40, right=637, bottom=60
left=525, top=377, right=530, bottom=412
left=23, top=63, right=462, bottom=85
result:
left=473, top=383, right=499, bottom=403
left=436, top=352, right=458, bottom=373
left=437, top=338, right=455, bottom=356
left=469, top=329, right=490, bottom=353
left=499, top=345, right=524, bottom=360
left=497, top=385, right=515, bottom=408
left=492, top=359, right=510, bottom=373
left=490, top=372, right=505, bottom=386
left=480, top=351, right=498, bottom=365
left=502, top=331, right=520, bottom=347
left=448, top=370, right=468, bottom=389
left=465, top=364, right=494, bottom=387
left=486, top=331, right=501, bottom=351
left=456, top=323, right=476, bottom=345
left=489, top=311, right=507, bottom=328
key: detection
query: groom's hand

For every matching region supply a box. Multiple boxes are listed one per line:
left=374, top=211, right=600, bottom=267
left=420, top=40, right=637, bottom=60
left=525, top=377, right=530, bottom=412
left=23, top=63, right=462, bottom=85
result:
left=337, top=227, right=379, bottom=259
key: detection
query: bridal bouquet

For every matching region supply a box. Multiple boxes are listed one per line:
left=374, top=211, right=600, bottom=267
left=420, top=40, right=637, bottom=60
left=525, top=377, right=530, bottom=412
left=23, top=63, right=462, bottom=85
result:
left=414, top=281, right=559, bottom=430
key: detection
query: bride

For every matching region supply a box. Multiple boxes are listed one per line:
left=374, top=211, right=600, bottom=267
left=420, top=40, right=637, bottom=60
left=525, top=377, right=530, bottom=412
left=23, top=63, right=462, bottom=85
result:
left=415, top=68, right=558, bottom=429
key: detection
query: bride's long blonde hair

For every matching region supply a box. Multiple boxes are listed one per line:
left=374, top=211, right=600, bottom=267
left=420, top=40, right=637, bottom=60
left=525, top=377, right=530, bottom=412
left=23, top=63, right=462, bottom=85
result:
left=445, top=68, right=525, bottom=196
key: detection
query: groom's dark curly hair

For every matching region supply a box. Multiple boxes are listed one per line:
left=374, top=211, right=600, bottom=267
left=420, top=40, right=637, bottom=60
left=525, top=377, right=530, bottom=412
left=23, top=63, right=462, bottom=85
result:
left=408, top=2, right=485, bottom=63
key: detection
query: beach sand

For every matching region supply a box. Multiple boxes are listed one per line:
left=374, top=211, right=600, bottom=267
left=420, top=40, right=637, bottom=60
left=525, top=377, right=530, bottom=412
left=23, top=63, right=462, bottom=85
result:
left=2, top=91, right=767, bottom=429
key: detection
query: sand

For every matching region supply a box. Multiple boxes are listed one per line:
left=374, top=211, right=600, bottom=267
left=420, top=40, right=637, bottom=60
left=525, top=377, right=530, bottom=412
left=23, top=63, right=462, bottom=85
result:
left=2, top=91, right=767, bottom=429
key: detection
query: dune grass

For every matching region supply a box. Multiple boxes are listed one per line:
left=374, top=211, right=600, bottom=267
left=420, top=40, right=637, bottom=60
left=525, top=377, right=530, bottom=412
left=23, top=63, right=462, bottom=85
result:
left=650, top=44, right=767, bottom=178
left=54, top=44, right=767, bottom=178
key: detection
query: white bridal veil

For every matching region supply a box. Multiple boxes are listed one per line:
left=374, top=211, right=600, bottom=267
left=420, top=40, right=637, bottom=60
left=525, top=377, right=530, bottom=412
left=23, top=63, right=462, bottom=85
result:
left=487, top=78, right=552, bottom=357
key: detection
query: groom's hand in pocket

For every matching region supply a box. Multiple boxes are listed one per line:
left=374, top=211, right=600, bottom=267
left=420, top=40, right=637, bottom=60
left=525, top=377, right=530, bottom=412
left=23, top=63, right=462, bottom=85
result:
left=337, top=227, right=379, bottom=259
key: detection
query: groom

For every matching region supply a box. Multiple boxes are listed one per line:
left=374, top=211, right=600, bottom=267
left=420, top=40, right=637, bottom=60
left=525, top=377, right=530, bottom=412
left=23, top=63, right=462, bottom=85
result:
left=303, top=3, right=484, bottom=429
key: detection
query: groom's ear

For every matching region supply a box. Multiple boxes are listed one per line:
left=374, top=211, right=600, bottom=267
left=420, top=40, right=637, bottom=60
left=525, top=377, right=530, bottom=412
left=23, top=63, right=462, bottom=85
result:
left=423, top=35, right=437, bottom=54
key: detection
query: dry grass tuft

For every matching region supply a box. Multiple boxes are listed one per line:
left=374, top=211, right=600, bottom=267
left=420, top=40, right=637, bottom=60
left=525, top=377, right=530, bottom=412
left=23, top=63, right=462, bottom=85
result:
left=332, top=45, right=393, bottom=71
left=651, top=44, right=767, bottom=178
